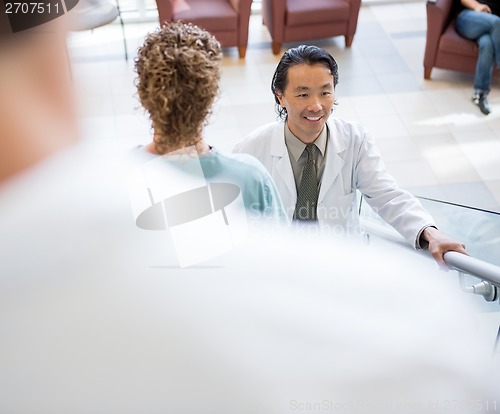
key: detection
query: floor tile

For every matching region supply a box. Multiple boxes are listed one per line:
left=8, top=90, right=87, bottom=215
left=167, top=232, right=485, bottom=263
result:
left=114, top=114, right=151, bottom=139
left=231, top=103, right=279, bottom=127
left=355, top=21, right=388, bottom=40
left=77, top=94, right=115, bottom=117
left=221, top=64, right=262, bottom=86
left=413, top=134, right=465, bottom=159
left=387, top=91, right=437, bottom=115
left=455, top=132, right=500, bottom=181
left=112, top=94, right=141, bottom=116
left=336, top=75, right=384, bottom=96
left=426, top=155, right=482, bottom=184
left=369, top=3, right=412, bottom=22
left=207, top=105, right=241, bottom=130
left=365, top=55, right=411, bottom=76
left=374, top=136, right=423, bottom=162
left=223, top=81, right=271, bottom=105
left=79, top=116, right=117, bottom=140
left=110, top=74, right=137, bottom=96
left=399, top=111, right=452, bottom=137
left=359, top=114, right=409, bottom=139
left=73, top=75, right=112, bottom=98
left=377, top=72, right=423, bottom=94
left=384, top=159, right=438, bottom=188
left=204, top=127, right=243, bottom=152
left=350, top=94, right=397, bottom=117
left=355, top=38, right=400, bottom=58
left=333, top=97, right=360, bottom=120
left=403, top=2, right=427, bottom=18
left=335, top=56, right=375, bottom=80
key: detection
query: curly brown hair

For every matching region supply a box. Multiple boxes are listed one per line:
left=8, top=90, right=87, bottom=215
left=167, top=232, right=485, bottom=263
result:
left=135, top=22, right=222, bottom=154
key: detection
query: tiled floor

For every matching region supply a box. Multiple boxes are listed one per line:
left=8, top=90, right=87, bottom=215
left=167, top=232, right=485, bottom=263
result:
left=68, top=2, right=500, bottom=212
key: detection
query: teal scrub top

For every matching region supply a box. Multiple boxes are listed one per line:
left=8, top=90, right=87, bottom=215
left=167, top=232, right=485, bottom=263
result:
left=138, top=146, right=287, bottom=221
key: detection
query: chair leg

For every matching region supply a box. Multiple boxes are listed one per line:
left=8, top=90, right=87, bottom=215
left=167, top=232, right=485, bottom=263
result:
left=272, top=42, right=281, bottom=55
left=238, top=47, right=247, bottom=59
left=115, top=0, right=128, bottom=61
left=345, top=35, right=354, bottom=48
left=424, top=67, right=432, bottom=80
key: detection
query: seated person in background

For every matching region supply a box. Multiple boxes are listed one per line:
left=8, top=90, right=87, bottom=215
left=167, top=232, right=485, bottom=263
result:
left=456, top=0, right=500, bottom=115
left=234, top=45, right=466, bottom=266
left=134, top=22, right=285, bottom=219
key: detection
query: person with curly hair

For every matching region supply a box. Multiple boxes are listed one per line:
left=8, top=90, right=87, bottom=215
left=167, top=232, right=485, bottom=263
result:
left=135, top=21, right=285, bottom=219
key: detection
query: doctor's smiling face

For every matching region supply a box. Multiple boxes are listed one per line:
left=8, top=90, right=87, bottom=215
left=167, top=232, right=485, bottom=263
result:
left=272, top=45, right=339, bottom=145
left=276, top=63, right=335, bottom=144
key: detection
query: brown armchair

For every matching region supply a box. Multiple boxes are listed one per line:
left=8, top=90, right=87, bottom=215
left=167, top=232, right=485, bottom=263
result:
left=424, top=0, right=478, bottom=79
left=262, top=0, right=362, bottom=55
left=155, top=0, right=253, bottom=58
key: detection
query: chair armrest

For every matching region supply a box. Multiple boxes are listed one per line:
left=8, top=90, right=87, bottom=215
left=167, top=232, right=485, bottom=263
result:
left=228, top=0, right=251, bottom=13
left=228, top=0, right=252, bottom=48
left=347, top=0, right=362, bottom=38
left=155, top=0, right=173, bottom=24
left=424, top=0, right=454, bottom=71
left=427, top=0, right=454, bottom=34
left=262, top=0, right=286, bottom=43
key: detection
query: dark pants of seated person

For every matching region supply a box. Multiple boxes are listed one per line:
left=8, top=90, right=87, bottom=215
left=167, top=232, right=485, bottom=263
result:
left=456, top=10, right=500, bottom=96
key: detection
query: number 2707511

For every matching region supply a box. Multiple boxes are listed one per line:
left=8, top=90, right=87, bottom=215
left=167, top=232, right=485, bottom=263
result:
left=5, top=3, right=60, bottom=14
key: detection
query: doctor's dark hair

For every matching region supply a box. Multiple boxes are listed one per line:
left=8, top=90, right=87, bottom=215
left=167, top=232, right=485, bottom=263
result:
left=271, top=45, right=339, bottom=120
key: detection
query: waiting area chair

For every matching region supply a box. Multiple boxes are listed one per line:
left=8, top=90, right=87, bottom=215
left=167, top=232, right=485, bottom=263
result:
left=262, top=0, right=362, bottom=55
left=424, top=0, right=479, bottom=79
left=154, top=0, right=253, bottom=58
left=71, top=0, right=128, bottom=60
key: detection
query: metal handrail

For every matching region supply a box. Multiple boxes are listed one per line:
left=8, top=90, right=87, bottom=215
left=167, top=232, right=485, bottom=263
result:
left=360, top=218, right=500, bottom=287
left=444, top=251, right=500, bottom=287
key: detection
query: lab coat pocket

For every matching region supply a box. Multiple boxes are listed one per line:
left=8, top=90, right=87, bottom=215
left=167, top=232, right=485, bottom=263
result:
left=318, top=192, right=355, bottom=223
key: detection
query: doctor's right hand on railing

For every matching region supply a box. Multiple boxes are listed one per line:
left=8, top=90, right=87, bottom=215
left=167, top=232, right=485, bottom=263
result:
left=421, top=226, right=467, bottom=270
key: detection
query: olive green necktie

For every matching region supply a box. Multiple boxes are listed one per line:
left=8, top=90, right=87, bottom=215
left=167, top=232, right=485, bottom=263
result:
left=294, top=144, right=319, bottom=221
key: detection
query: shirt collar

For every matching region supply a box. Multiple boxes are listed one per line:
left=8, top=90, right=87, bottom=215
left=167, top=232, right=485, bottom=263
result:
left=284, top=123, right=328, bottom=162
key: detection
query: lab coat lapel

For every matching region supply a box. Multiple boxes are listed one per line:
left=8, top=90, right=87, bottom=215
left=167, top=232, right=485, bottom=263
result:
left=270, top=123, right=296, bottom=213
left=319, top=120, right=346, bottom=203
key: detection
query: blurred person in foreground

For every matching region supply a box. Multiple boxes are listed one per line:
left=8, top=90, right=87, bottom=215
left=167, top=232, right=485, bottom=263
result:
left=456, top=0, right=500, bottom=115
left=134, top=22, right=285, bottom=219
left=0, top=7, right=76, bottom=183
left=0, top=10, right=497, bottom=414
left=234, top=45, right=467, bottom=267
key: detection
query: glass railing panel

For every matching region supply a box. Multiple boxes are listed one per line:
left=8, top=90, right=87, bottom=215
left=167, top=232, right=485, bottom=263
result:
left=359, top=194, right=500, bottom=267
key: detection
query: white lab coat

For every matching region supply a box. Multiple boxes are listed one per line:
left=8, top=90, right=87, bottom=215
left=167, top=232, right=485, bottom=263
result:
left=233, top=118, right=435, bottom=247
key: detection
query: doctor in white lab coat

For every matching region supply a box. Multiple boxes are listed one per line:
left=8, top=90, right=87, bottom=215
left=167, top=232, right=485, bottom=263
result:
left=234, top=45, right=466, bottom=264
